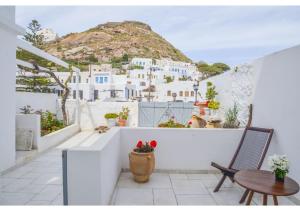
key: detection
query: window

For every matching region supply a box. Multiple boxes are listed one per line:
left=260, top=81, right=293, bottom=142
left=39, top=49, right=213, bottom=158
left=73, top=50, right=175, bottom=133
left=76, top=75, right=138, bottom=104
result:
left=73, top=76, right=76, bottom=83
left=86, top=78, right=89, bottom=83
left=140, top=82, right=146, bottom=86
left=95, top=76, right=108, bottom=84
left=167, top=90, right=171, bottom=96
left=191, top=91, right=194, bottom=97
left=179, top=91, right=183, bottom=96
left=138, top=74, right=140, bottom=78
left=142, top=74, right=144, bottom=79
left=185, top=91, right=189, bottom=97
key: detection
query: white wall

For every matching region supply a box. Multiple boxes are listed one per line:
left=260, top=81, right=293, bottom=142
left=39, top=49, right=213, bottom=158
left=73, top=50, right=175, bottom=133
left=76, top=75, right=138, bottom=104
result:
left=16, top=92, right=58, bottom=114
left=16, top=114, right=40, bottom=149
left=66, top=127, right=242, bottom=204
left=67, top=128, right=121, bottom=205
left=120, top=128, right=243, bottom=171
left=66, top=101, right=139, bottom=130
left=39, top=124, right=80, bottom=152
left=250, top=45, right=300, bottom=198
left=0, top=7, right=24, bottom=172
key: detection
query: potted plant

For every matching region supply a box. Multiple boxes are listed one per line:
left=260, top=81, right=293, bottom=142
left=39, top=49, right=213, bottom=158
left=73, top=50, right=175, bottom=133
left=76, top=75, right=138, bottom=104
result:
left=129, top=139, right=157, bottom=183
left=118, top=107, right=130, bottom=127
left=104, top=113, right=118, bottom=128
left=268, top=154, right=289, bottom=182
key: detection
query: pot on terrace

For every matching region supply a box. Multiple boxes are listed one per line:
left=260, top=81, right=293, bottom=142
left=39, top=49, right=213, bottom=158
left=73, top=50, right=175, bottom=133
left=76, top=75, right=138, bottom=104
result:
left=118, top=118, right=127, bottom=127
left=129, top=151, right=155, bottom=183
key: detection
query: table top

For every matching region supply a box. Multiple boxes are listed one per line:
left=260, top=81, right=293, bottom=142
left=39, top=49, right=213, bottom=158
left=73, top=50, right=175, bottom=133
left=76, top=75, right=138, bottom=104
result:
left=234, top=170, right=300, bottom=196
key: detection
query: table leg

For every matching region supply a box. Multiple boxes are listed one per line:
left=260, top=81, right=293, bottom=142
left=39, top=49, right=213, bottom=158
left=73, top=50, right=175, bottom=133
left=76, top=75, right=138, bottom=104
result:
left=246, top=191, right=254, bottom=205
left=263, top=194, right=268, bottom=205
left=273, top=195, right=278, bottom=205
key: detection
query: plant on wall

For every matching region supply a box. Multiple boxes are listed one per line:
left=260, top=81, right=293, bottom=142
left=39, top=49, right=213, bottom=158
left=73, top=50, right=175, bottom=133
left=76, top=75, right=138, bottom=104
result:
left=205, top=81, right=218, bottom=101
left=223, top=103, right=240, bottom=128
left=208, top=100, right=220, bottom=110
left=119, top=107, right=130, bottom=120
left=40, top=111, right=64, bottom=136
left=19, top=105, right=34, bottom=114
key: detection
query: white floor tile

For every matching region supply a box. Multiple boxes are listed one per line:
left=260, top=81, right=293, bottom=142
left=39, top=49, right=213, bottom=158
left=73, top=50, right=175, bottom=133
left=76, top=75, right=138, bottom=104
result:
left=177, top=194, right=217, bottom=205
left=31, top=185, right=62, bottom=201
left=169, top=173, right=188, bottom=180
left=1, top=178, right=34, bottom=192
left=0, top=192, right=35, bottom=205
left=26, top=200, right=51, bottom=205
left=172, top=179, right=209, bottom=195
left=114, top=188, right=153, bottom=205
left=153, top=188, right=177, bottom=205
left=32, top=173, right=62, bottom=185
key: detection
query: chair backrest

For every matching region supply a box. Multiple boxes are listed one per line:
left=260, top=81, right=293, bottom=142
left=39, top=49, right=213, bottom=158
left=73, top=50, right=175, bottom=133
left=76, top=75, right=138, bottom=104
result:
left=229, top=127, right=274, bottom=171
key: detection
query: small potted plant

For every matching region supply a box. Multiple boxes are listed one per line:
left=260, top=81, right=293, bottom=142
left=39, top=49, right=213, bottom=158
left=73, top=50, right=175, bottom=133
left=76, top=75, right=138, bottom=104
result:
left=129, top=139, right=157, bottom=183
left=104, top=113, right=118, bottom=128
left=268, top=154, right=289, bottom=182
left=118, top=107, right=130, bottom=127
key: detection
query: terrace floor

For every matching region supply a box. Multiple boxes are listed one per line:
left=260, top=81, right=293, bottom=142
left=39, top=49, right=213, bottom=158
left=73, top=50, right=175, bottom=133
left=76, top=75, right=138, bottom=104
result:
left=111, top=172, right=297, bottom=205
left=0, top=131, right=298, bottom=205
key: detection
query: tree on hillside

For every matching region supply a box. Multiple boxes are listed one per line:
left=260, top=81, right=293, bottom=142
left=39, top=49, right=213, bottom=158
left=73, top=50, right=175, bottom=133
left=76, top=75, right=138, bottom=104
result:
left=24, top=19, right=44, bottom=48
left=196, top=62, right=230, bottom=80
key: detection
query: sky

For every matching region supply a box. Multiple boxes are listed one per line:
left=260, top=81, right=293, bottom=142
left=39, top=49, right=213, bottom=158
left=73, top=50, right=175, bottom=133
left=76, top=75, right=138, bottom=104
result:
left=16, top=6, right=300, bottom=66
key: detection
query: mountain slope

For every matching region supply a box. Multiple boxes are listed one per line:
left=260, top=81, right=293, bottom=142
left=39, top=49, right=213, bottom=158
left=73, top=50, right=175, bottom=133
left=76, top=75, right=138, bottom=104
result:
left=43, top=21, right=191, bottom=65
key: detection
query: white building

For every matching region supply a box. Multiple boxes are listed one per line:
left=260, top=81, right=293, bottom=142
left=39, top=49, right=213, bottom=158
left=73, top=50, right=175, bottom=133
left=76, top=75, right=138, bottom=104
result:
left=54, top=70, right=136, bottom=102
left=37, top=28, right=58, bottom=42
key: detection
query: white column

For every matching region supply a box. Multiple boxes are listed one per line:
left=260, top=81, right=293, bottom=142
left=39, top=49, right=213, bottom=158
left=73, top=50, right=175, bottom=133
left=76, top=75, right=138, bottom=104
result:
left=0, top=6, right=25, bottom=172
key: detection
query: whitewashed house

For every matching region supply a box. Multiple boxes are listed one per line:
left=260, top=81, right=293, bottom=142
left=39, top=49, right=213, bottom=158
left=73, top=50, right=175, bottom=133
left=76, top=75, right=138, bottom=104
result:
left=54, top=70, right=136, bottom=102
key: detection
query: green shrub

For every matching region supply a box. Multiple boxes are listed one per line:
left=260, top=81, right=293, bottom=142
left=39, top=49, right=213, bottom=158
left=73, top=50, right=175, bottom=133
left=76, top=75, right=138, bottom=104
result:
left=164, top=76, right=174, bottom=83
left=206, top=81, right=218, bottom=101
left=40, top=111, right=64, bottom=136
left=119, top=107, right=130, bottom=120
left=223, top=103, right=240, bottom=128
left=104, top=113, right=118, bottom=119
left=208, top=100, right=220, bottom=110
left=158, top=119, right=185, bottom=128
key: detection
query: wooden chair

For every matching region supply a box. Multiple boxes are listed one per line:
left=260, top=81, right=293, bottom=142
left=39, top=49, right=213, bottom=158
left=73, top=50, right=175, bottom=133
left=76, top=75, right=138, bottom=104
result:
left=211, top=127, right=274, bottom=203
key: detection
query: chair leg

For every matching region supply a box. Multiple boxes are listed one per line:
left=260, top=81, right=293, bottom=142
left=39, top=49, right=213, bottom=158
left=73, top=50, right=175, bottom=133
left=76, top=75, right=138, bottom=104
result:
left=239, top=189, right=250, bottom=204
left=214, top=175, right=226, bottom=192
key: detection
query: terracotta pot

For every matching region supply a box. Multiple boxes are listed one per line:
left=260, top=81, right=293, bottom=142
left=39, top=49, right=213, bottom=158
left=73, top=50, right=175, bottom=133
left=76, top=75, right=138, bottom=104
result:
left=206, top=120, right=222, bottom=128
left=118, top=119, right=127, bottom=127
left=129, top=151, right=155, bottom=183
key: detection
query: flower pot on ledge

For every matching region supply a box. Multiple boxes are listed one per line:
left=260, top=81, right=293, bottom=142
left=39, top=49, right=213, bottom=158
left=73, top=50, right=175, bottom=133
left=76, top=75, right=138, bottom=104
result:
left=118, top=119, right=127, bottom=127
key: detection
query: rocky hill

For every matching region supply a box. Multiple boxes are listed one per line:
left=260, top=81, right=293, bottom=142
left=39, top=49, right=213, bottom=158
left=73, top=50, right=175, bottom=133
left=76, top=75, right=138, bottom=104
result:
left=43, top=21, right=191, bottom=65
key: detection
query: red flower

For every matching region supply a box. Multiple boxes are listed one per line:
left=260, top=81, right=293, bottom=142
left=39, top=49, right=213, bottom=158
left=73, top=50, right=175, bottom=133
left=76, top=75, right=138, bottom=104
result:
left=188, top=121, right=192, bottom=125
left=150, top=140, right=157, bottom=148
left=136, top=140, right=143, bottom=148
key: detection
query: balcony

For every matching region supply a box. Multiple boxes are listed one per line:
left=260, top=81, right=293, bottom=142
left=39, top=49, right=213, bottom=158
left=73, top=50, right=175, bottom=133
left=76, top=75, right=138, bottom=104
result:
left=0, top=128, right=298, bottom=205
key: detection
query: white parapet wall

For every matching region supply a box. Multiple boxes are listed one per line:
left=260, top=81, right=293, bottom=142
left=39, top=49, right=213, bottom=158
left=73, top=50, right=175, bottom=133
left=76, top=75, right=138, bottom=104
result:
left=16, top=114, right=41, bottom=149
left=39, top=124, right=80, bottom=152
left=250, top=44, right=300, bottom=199
left=16, top=92, right=59, bottom=114
left=65, top=101, right=139, bottom=130
left=65, top=127, right=243, bottom=205
left=16, top=113, right=80, bottom=152
left=67, top=128, right=121, bottom=205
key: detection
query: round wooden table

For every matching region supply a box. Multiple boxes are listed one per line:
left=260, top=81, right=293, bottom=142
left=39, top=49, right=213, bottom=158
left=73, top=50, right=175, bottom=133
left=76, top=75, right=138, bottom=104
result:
left=234, top=170, right=299, bottom=205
